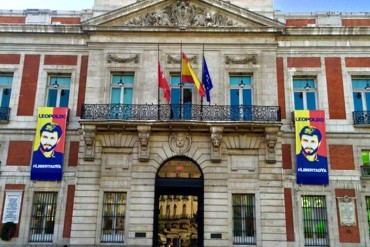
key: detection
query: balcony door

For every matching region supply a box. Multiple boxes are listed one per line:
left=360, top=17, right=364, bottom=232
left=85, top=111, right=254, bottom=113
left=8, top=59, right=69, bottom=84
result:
left=171, top=75, right=192, bottom=120
left=230, top=75, right=252, bottom=120
left=154, top=157, right=203, bottom=247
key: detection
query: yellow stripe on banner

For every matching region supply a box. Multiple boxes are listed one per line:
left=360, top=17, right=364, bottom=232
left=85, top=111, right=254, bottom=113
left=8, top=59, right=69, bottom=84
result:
left=33, top=107, right=54, bottom=151
left=294, top=110, right=310, bottom=155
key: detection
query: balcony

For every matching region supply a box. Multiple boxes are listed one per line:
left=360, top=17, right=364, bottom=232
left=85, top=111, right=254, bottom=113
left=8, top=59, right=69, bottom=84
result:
left=361, top=166, right=370, bottom=178
left=81, top=104, right=281, bottom=122
left=0, top=107, right=10, bottom=123
left=353, top=111, right=370, bottom=125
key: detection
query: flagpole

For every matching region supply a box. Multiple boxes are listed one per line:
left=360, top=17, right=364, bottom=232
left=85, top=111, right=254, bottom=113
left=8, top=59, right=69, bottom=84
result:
left=200, top=44, right=205, bottom=119
left=157, top=43, right=160, bottom=120
left=179, top=41, right=183, bottom=119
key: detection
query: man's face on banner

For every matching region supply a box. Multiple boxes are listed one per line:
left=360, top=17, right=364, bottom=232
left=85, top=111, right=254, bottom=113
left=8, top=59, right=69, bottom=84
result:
left=40, top=131, right=60, bottom=152
left=300, top=134, right=320, bottom=156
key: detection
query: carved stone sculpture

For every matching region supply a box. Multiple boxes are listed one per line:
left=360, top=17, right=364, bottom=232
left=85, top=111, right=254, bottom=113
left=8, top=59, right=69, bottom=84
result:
left=169, top=132, right=191, bottom=155
left=225, top=55, right=257, bottom=65
left=83, top=127, right=96, bottom=161
left=210, top=126, right=223, bottom=163
left=107, top=54, right=139, bottom=64
left=265, top=127, right=279, bottom=164
left=137, top=126, right=151, bottom=162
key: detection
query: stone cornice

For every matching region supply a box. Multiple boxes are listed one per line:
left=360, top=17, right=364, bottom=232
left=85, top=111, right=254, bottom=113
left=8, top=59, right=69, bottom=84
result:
left=284, top=26, right=370, bottom=36
left=0, top=24, right=84, bottom=34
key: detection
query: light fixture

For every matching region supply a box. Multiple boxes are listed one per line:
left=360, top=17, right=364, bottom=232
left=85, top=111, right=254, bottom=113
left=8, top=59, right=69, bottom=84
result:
left=365, top=82, right=370, bottom=91
left=304, top=82, right=311, bottom=90
left=52, top=79, right=59, bottom=88
left=3, top=88, right=9, bottom=95
left=239, top=76, right=245, bottom=88
left=118, top=76, right=124, bottom=86
left=356, top=92, right=362, bottom=99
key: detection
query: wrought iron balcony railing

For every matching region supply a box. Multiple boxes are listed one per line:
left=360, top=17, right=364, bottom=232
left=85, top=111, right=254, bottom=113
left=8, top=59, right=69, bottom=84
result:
left=0, top=107, right=10, bottom=123
left=353, top=111, right=370, bottom=125
left=81, top=104, right=281, bottom=122
left=361, top=166, right=370, bottom=177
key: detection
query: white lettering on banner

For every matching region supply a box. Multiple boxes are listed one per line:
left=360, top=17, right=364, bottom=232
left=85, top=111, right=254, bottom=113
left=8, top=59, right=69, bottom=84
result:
left=297, top=168, right=328, bottom=172
left=32, top=164, right=62, bottom=169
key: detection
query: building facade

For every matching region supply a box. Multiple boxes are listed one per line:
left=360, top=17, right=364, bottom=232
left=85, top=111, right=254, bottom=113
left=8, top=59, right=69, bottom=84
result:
left=0, top=0, right=369, bottom=246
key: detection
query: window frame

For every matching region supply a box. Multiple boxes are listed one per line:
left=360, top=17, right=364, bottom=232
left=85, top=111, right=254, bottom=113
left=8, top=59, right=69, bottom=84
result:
left=361, top=150, right=370, bottom=176
left=352, top=77, right=370, bottom=112
left=46, top=74, right=71, bottom=107
left=0, top=73, right=13, bottom=108
left=110, top=73, right=134, bottom=105
left=101, top=192, right=126, bottom=243
left=293, top=77, right=317, bottom=110
left=232, top=193, right=256, bottom=245
left=29, top=192, right=58, bottom=243
left=301, top=195, right=329, bottom=246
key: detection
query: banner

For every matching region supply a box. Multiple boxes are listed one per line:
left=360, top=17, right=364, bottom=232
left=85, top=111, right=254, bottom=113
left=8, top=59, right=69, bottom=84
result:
left=31, top=107, right=68, bottom=181
left=295, top=110, right=329, bottom=185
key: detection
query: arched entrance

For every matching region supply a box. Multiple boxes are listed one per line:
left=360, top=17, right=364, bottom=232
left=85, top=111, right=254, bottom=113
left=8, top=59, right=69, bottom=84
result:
left=153, top=157, right=204, bottom=247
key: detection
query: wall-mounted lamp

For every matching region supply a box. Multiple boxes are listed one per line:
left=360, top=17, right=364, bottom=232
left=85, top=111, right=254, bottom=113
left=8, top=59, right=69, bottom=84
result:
left=365, top=83, right=370, bottom=91
left=52, top=79, right=59, bottom=88
left=118, top=76, right=124, bottom=87
left=304, top=82, right=311, bottom=91
left=239, top=78, right=245, bottom=88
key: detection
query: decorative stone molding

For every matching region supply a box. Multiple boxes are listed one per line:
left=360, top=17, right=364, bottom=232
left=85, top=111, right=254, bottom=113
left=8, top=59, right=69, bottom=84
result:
left=167, top=54, right=198, bottom=65
left=169, top=132, right=191, bottom=155
left=225, top=55, right=257, bottom=65
left=82, top=126, right=96, bottom=161
left=337, top=196, right=357, bottom=226
left=123, top=1, right=240, bottom=30
left=137, top=126, right=151, bottom=162
left=265, top=127, right=279, bottom=164
left=210, top=126, right=223, bottom=163
left=107, top=54, right=139, bottom=64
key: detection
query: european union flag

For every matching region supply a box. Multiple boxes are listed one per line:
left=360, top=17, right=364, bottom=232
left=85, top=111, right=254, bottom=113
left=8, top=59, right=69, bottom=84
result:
left=202, top=56, right=213, bottom=103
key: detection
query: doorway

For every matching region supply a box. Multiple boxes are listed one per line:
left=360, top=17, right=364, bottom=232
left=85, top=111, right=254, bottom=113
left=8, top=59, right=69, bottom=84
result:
left=153, top=158, right=204, bottom=247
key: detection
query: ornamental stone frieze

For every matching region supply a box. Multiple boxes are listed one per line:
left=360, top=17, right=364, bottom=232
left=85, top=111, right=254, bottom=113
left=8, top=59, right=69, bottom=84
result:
left=107, top=54, right=139, bottom=64
left=137, top=126, right=151, bottom=162
left=210, top=126, right=223, bottom=163
left=225, top=55, right=257, bottom=65
left=82, top=125, right=96, bottom=161
left=122, top=0, right=241, bottom=30
left=169, top=132, right=191, bottom=155
left=167, top=54, right=198, bottom=65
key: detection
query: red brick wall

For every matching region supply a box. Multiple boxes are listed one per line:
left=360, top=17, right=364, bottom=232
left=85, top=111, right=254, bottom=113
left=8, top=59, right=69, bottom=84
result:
left=325, top=58, right=346, bottom=119
left=7, top=141, right=33, bottom=166
left=1, top=184, right=25, bottom=238
left=0, top=16, right=25, bottom=24
left=335, top=189, right=360, bottom=243
left=286, top=19, right=316, bottom=27
left=342, top=19, right=370, bottom=27
left=63, top=185, right=75, bottom=238
left=51, top=17, right=81, bottom=25
left=276, top=57, right=286, bottom=119
left=0, top=54, right=21, bottom=64
left=287, top=57, right=321, bottom=68
left=17, top=54, right=40, bottom=116
left=345, top=57, right=370, bottom=67
left=44, top=55, right=78, bottom=66
left=282, top=144, right=292, bottom=169
left=68, top=141, right=79, bottom=167
left=76, top=55, right=88, bottom=117
left=284, top=188, right=295, bottom=241
left=329, top=145, right=354, bottom=170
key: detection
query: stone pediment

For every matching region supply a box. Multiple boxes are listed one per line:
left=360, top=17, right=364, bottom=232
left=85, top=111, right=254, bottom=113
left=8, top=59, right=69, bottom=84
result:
left=83, top=0, right=283, bottom=31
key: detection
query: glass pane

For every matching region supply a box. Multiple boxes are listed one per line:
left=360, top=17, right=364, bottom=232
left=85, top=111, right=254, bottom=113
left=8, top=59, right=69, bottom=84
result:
left=59, top=90, right=69, bottom=107
left=353, top=92, right=363, bottom=111
left=1, top=88, right=11, bottom=107
left=171, top=75, right=180, bottom=86
left=232, top=194, right=256, bottom=245
left=352, top=79, right=369, bottom=89
left=50, top=77, right=70, bottom=87
left=47, top=89, right=57, bottom=107
left=158, top=159, right=202, bottom=178
left=124, top=88, right=133, bottom=104
left=171, top=88, right=180, bottom=119
left=158, top=195, right=198, bottom=247
left=183, top=88, right=192, bottom=120
left=111, top=88, right=121, bottom=104
left=0, top=75, right=13, bottom=86
left=363, top=151, right=370, bottom=165
left=294, top=92, right=304, bottom=110
left=366, top=92, right=370, bottom=111
left=112, top=74, right=134, bottom=86
left=294, top=79, right=315, bottom=89
left=242, top=89, right=252, bottom=105
left=306, top=92, right=316, bottom=110
left=230, top=76, right=251, bottom=86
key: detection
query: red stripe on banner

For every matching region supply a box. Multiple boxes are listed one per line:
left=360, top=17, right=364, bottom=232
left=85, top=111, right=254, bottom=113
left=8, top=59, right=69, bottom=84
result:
left=52, top=107, right=68, bottom=154
left=308, top=110, right=326, bottom=157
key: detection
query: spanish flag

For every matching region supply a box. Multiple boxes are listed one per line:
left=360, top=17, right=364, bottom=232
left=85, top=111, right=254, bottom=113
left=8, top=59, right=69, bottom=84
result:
left=181, top=52, right=205, bottom=97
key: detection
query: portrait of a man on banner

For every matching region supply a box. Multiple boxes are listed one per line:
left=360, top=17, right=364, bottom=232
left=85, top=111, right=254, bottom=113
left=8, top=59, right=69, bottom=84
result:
left=295, top=110, right=329, bottom=185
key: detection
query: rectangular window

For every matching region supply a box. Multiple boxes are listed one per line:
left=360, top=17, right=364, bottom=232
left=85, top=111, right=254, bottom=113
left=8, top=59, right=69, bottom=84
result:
left=170, top=74, right=192, bottom=120
left=230, top=75, right=252, bottom=120
left=110, top=74, right=133, bottom=119
left=232, top=194, right=256, bottom=245
left=0, top=73, right=13, bottom=108
left=47, top=75, right=71, bottom=107
left=29, top=192, right=58, bottom=242
left=352, top=78, right=370, bottom=111
left=101, top=192, right=126, bottom=243
left=302, top=195, right=329, bottom=246
left=293, top=78, right=317, bottom=110
left=361, top=150, right=370, bottom=176
left=366, top=197, right=370, bottom=237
